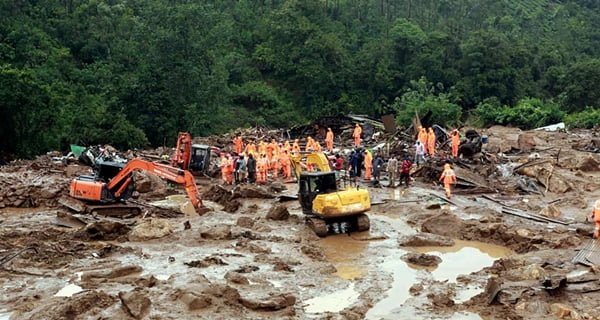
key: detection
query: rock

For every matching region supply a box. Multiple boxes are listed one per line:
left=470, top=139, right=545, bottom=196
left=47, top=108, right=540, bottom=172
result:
left=539, top=205, right=561, bottom=218
left=232, top=184, right=276, bottom=199
left=522, top=264, right=546, bottom=280
left=409, top=283, right=424, bottom=296
left=398, top=232, right=455, bottom=247
left=223, top=199, right=242, bottom=213
left=79, top=221, right=131, bottom=241
left=427, top=292, right=454, bottom=307
left=119, top=290, right=151, bottom=319
left=200, top=225, right=233, bottom=240
left=273, top=261, right=293, bottom=272
left=301, top=245, right=326, bottom=260
left=82, top=265, right=143, bottom=282
left=550, top=303, right=580, bottom=319
left=425, top=203, right=442, bottom=210
left=268, top=182, right=287, bottom=193
left=266, top=204, right=290, bottom=220
left=20, top=290, right=116, bottom=319
left=236, top=216, right=255, bottom=228
left=516, top=229, right=532, bottom=238
left=421, top=212, right=464, bottom=238
left=234, top=265, right=259, bottom=273
left=240, top=293, right=296, bottom=311
left=204, top=283, right=240, bottom=302
left=185, top=256, right=228, bottom=268
left=225, top=271, right=249, bottom=284
left=517, top=133, right=536, bottom=152
left=401, top=253, right=442, bottom=267
left=179, top=292, right=212, bottom=310
left=129, top=218, right=173, bottom=241
left=576, top=157, right=600, bottom=172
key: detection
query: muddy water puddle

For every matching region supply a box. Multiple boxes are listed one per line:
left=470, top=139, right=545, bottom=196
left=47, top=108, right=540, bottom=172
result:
left=304, top=283, right=360, bottom=314
left=314, top=212, right=513, bottom=319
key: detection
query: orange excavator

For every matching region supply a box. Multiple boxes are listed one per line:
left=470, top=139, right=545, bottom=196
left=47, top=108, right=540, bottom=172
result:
left=170, top=132, right=220, bottom=176
left=61, top=158, right=204, bottom=216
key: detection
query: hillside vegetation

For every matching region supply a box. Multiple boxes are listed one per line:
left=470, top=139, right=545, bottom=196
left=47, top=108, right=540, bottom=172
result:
left=1, top=0, right=599, bottom=157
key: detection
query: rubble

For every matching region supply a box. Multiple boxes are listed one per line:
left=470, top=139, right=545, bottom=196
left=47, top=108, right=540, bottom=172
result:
left=119, top=289, right=152, bottom=319
left=266, top=204, right=290, bottom=220
left=401, top=253, right=442, bottom=267
left=239, top=292, right=296, bottom=311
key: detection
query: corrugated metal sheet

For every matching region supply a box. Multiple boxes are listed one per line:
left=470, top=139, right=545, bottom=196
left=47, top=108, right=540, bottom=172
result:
left=572, top=240, right=600, bottom=267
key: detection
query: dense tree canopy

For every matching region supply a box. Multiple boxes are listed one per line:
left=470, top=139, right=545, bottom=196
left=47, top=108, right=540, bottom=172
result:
left=1, top=0, right=599, bottom=158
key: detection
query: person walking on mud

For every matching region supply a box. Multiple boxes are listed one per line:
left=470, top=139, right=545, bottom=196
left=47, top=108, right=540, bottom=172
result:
left=400, top=156, right=412, bottom=188
left=590, top=199, right=600, bottom=239
left=439, top=163, right=457, bottom=198
left=387, top=156, right=399, bottom=188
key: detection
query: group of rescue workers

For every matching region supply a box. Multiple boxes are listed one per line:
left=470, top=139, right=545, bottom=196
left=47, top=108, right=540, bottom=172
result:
left=220, top=123, right=463, bottom=198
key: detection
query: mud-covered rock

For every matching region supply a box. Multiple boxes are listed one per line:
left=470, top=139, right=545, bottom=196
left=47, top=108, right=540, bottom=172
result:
left=273, top=261, right=293, bottom=272
left=119, top=289, right=151, bottom=319
left=133, top=171, right=167, bottom=195
left=398, top=232, right=455, bottom=247
left=550, top=303, right=580, bottom=319
left=19, top=290, right=117, bottom=320
left=301, top=245, right=326, bottom=260
left=427, top=291, right=454, bottom=307
left=225, top=271, right=250, bottom=284
left=576, top=156, right=600, bottom=172
left=129, top=218, right=173, bottom=241
left=82, top=265, right=143, bottom=282
left=231, top=184, right=275, bottom=199
left=266, top=204, right=289, bottom=220
left=421, top=212, right=464, bottom=238
left=518, top=133, right=536, bottom=152
left=204, top=283, right=241, bottom=303
left=236, top=216, right=255, bottom=228
left=200, top=225, right=233, bottom=240
left=409, top=283, right=424, bottom=296
left=539, top=205, right=561, bottom=218
left=223, top=199, right=242, bottom=213
left=240, top=293, right=296, bottom=311
left=401, top=253, right=442, bottom=267
left=235, top=265, right=259, bottom=273
left=78, top=221, right=131, bottom=240
left=185, top=256, right=228, bottom=268
left=179, top=292, right=213, bottom=310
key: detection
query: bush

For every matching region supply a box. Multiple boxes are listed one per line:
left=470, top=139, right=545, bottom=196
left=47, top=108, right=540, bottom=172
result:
left=565, top=108, right=600, bottom=129
left=475, top=98, right=565, bottom=129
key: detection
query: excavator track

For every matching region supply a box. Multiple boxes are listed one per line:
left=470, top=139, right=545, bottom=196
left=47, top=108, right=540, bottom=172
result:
left=355, top=213, right=370, bottom=232
left=306, top=217, right=328, bottom=237
left=87, top=205, right=142, bottom=218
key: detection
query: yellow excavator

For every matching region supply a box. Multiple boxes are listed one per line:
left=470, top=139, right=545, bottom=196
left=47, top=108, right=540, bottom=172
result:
left=289, top=152, right=371, bottom=237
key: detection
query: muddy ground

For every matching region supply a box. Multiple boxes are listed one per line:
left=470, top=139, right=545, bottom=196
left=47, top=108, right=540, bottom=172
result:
left=1, top=126, right=600, bottom=320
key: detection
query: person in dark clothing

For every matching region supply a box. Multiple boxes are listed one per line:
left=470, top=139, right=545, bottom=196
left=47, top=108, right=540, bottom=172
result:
left=334, top=154, right=344, bottom=171
left=400, top=156, right=413, bottom=187
left=349, top=151, right=359, bottom=183
left=372, top=154, right=385, bottom=183
left=246, top=154, right=256, bottom=184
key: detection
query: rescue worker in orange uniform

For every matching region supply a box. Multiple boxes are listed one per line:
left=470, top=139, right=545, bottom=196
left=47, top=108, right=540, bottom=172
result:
left=280, top=150, right=291, bottom=180
left=219, top=154, right=228, bottom=184
left=418, top=127, right=428, bottom=151
left=314, top=140, right=322, bottom=152
left=427, top=127, right=436, bottom=156
left=292, top=139, right=301, bottom=154
left=257, top=154, right=268, bottom=184
left=439, top=163, right=457, bottom=199
left=220, top=154, right=234, bottom=185
left=353, top=124, right=362, bottom=147
left=258, top=141, right=267, bottom=156
left=450, top=129, right=460, bottom=158
left=364, top=149, right=373, bottom=181
left=590, top=200, right=600, bottom=238
left=244, top=141, right=257, bottom=157
left=325, top=128, right=334, bottom=152
left=233, top=135, right=243, bottom=155
left=272, top=149, right=281, bottom=178
left=283, top=140, right=291, bottom=153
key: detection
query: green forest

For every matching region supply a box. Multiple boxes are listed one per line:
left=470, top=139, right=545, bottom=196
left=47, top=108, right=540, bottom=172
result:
left=1, top=0, right=600, bottom=158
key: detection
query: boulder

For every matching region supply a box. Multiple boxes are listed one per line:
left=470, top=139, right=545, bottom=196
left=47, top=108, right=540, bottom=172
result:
left=200, top=225, right=233, bottom=240
left=266, top=204, right=290, bottom=221
left=119, top=290, right=151, bottom=319
left=576, top=157, right=600, bottom=172
left=401, top=253, right=442, bottom=267
left=236, top=216, right=255, bottom=229
left=179, top=292, right=212, bottom=310
left=224, top=271, right=249, bottom=285
left=398, top=232, right=455, bottom=247
left=421, top=212, right=463, bottom=238
left=539, top=205, right=561, bottom=218
left=517, top=133, right=536, bottom=152
left=240, top=293, right=296, bottom=311
left=129, top=219, right=173, bottom=241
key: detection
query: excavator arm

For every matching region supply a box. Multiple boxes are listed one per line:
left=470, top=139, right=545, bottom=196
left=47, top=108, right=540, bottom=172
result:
left=170, top=132, right=192, bottom=170
left=290, top=152, right=331, bottom=179
left=107, top=159, right=202, bottom=208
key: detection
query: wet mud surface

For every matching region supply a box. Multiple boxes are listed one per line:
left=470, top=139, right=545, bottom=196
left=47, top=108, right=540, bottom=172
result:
left=2, top=127, right=600, bottom=319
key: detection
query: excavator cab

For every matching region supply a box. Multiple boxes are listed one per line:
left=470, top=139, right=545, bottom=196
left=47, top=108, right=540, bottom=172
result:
left=298, top=172, right=338, bottom=214
left=189, top=144, right=211, bottom=173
